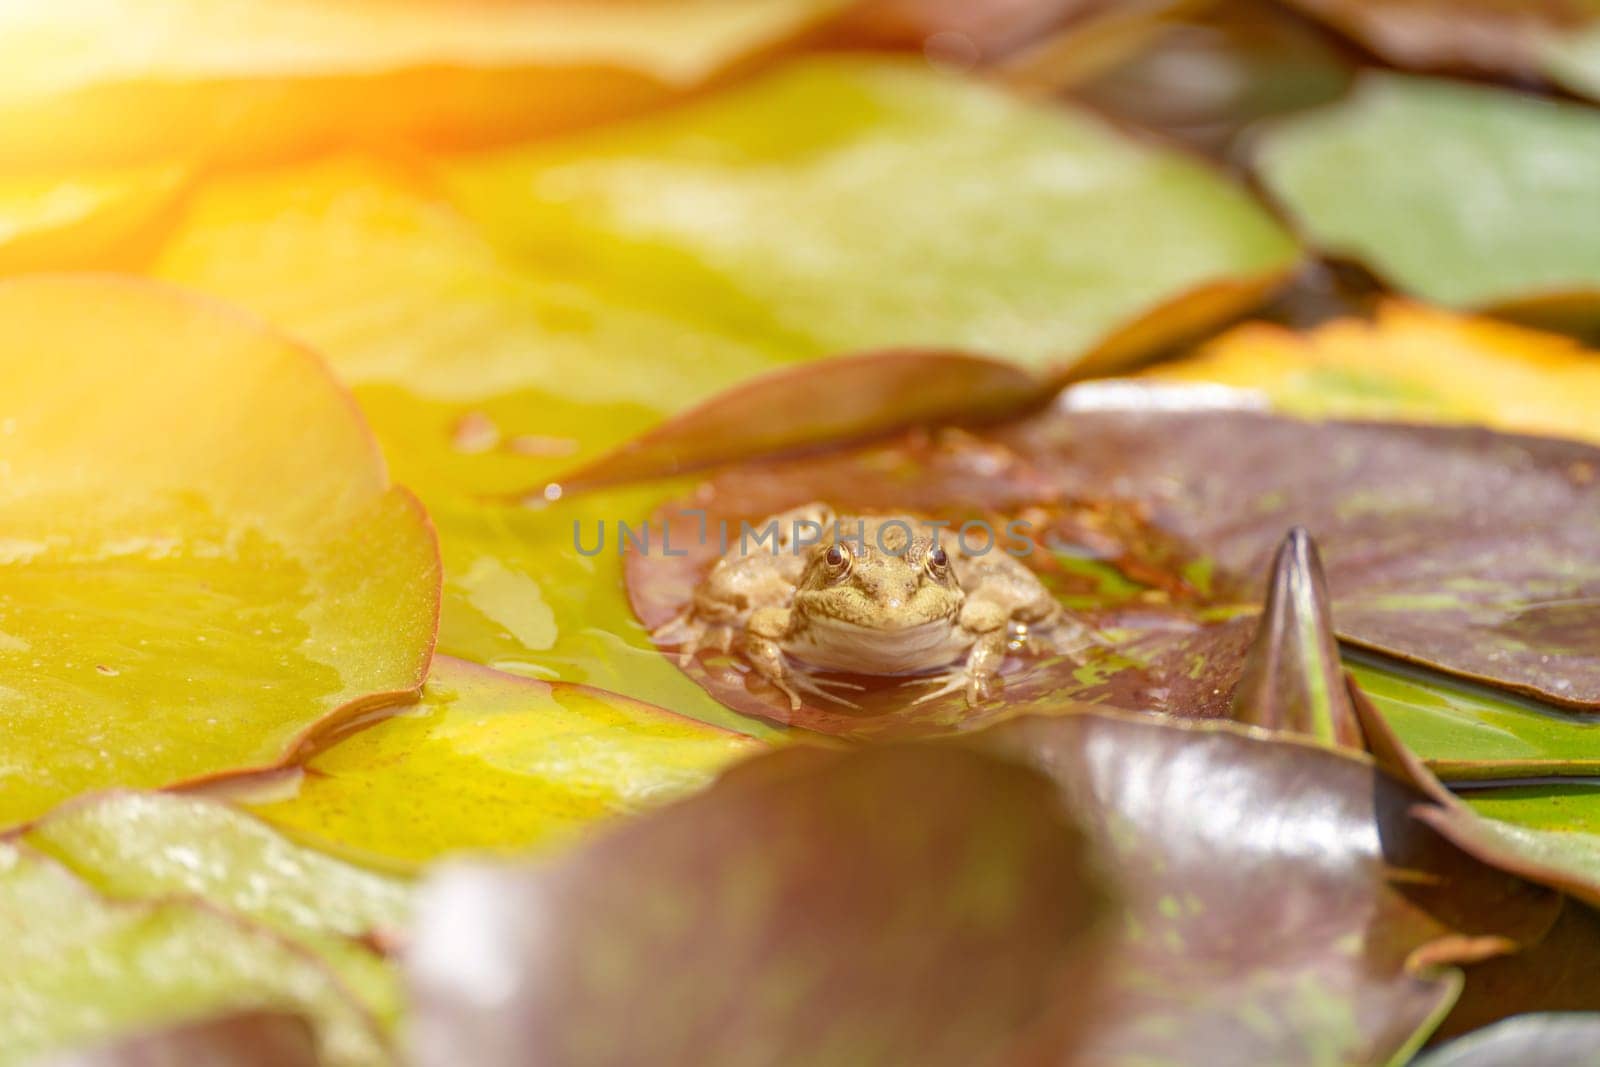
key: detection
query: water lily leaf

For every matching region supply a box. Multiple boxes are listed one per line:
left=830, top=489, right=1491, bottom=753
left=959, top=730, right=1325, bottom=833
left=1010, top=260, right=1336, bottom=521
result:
left=0, top=167, right=186, bottom=274
left=30, top=1010, right=320, bottom=1067
left=0, top=0, right=848, bottom=169
left=0, top=276, right=440, bottom=828
left=1548, top=22, right=1600, bottom=101
left=627, top=386, right=1600, bottom=736
left=1415, top=1013, right=1600, bottom=1067
left=1151, top=302, right=1600, bottom=446
left=407, top=743, right=1110, bottom=1067
left=1280, top=0, right=1600, bottom=77
left=21, top=791, right=410, bottom=1025
left=828, top=0, right=1097, bottom=61
left=0, top=845, right=386, bottom=1067
left=445, top=57, right=1296, bottom=379
left=1229, top=527, right=1362, bottom=748
left=245, top=657, right=763, bottom=872
left=970, top=710, right=1559, bottom=1065
left=1255, top=74, right=1600, bottom=319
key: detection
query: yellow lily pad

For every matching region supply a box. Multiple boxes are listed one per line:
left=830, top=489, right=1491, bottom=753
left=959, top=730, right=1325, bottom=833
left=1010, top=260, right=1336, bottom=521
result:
left=0, top=844, right=387, bottom=1067
left=0, top=0, right=848, bottom=169
left=246, top=657, right=764, bottom=872
left=1150, top=301, right=1600, bottom=446
left=23, top=791, right=411, bottom=1028
left=0, top=166, right=186, bottom=274
left=0, top=276, right=440, bottom=829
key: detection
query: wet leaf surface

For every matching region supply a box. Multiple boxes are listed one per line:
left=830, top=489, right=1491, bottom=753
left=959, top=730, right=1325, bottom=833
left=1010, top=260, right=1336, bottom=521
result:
left=1151, top=302, right=1600, bottom=445
left=20, top=791, right=410, bottom=1026
left=971, top=710, right=1560, bottom=1066
left=29, top=1010, right=321, bottom=1067
left=0, top=845, right=385, bottom=1067
left=1280, top=0, right=1600, bottom=77
left=1256, top=74, right=1600, bottom=317
left=0, top=276, right=440, bottom=829
left=628, top=384, right=1600, bottom=737
left=1415, top=1012, right=1600, bottom=1067
left=407, top=743, right=1109, bottom=1067
left=246, top=657, right=764, bottom=872
left=0, top=0, right=846, bottom=169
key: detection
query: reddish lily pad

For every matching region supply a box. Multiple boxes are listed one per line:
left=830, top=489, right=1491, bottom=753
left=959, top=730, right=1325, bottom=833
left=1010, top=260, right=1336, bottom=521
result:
left=628, top=383, right=1600, bottom=736
left=30, top=1011, right=320, bottom=1067
left=407, top=743, right=1109, bottom=1067
left=1280, top=0, right=1599, bottom=77
left=970, top=710, right=1559, bottom=1065
left=828, top=0, right=1097, bottom=61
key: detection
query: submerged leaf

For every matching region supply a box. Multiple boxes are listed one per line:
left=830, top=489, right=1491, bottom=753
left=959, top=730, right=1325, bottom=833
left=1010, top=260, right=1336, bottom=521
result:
left=971, top=710, right=1559, bottom=1065
left=1256, top=74, right=1600, bottom=318
left=0, top=846, right=385, bottom=1067
left=0, top=276, right=440, bottom=828
left=245, top=657, right=764, bottom=872
left=30, top=1010, right=320, bottom=1067
left=0, top=0, right=847, bottom=168
left=407, top=743, right=1108, bottom=1067
left=1230, top=527, right=1362, bottom=748
left=1152, top=302, right=1600, bottom=445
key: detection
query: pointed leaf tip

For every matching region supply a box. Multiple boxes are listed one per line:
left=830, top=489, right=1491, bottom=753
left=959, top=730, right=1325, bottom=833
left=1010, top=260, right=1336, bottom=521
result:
left=1231, top=526, right=1363, bottom=748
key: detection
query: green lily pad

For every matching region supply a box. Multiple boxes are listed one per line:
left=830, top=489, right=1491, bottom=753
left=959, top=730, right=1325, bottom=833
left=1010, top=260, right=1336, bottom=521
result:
left=1256, top=74, right=1600, bottom=317
left=0, top=845, right=386, bottom=1066
left=21, top=791, right=410, bottom=1026
left=407, top=743, right=1111, bottom=1067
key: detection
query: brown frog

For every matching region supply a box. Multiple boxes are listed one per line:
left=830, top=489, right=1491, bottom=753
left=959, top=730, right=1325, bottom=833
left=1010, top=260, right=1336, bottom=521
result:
left=652, top=504, right=1093, bottom=709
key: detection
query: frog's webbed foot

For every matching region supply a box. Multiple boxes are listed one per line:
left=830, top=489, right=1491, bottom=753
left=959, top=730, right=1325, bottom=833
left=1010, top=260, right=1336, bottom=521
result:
left=781, top=670, right=865, bottom=711
left=650, top=611, right=737, bottom=667
left=743, top=621, right=861, bottom=711
left=906, top=664, right=996, bottom=706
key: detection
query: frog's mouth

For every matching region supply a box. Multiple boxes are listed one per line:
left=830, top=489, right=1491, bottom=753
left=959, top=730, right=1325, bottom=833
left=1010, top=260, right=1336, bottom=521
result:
left=787, top=615, right=966, bottom=677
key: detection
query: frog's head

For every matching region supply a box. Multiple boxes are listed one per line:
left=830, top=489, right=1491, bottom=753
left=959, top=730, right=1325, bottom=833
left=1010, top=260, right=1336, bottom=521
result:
left=793, top=523, right=963, bottom=632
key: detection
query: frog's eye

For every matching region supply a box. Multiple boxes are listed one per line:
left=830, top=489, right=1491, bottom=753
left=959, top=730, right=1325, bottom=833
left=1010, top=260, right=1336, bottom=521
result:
left=926, top=545, right=949, bottom=577
left=824, top=544, right=850, bottom=572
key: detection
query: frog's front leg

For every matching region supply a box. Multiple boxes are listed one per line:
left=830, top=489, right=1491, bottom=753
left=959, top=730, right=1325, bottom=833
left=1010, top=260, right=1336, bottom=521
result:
left=744, top=607, right=862, bottom=711
left=910, top=600, right=1008, bottom=705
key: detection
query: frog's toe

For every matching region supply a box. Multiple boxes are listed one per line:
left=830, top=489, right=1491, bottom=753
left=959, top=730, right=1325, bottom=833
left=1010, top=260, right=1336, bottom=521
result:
left=906, top=669, right=968, bottom=705
left=787, top=671, right=862, bottom=709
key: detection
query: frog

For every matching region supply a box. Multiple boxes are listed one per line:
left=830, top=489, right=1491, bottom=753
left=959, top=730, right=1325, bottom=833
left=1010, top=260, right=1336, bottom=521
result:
left=651, top=503, right=1093, bottom=710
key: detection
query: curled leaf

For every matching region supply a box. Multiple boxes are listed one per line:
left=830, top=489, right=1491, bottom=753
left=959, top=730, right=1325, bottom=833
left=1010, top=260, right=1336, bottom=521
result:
left=0, top=276, right=440, bottom=828
left=1230, top=527, right=1362, bottom=748
left=28, top=1010, right=320, bottom=1067
left=407, top=743, right=1108, bottom=1067
left=245, top=657, right=764, bottom=872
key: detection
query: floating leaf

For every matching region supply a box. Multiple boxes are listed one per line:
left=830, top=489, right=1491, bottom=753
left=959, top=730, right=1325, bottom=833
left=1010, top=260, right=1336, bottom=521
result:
left=1256, top=74, right=1600, bottom=318
left=971, top=710, right=1559, bottom=1065
left=1230, top=527, right=1362, bottom=747
left=30, top=1010, right=320, bottom=1067
left=441, top=56, right=1297, bottom=381
left=828, top=0, right=1096, bottom=61
left=1151, top=302, right=1600, bottom=445
left=1548, top=22, right=1600, bottom=101
left=0, top=276, right=440, bottom=828
left=628, top=386, right=1600, bottom=737
left=22, top=791, right=410, bottom=1025
left=0, top=845, right=385, bottom=1067
left=245, top=657, right=763, bottom=872
left=0, top=0, right=848, bottom=169
left=1414, top=1013, right=1600, bottom=1067
left=407, top=743, right=1109, bottom=1067
left=0, top=167, right=186, bottom=274
left=1280, top=0, right=1599, bottom=77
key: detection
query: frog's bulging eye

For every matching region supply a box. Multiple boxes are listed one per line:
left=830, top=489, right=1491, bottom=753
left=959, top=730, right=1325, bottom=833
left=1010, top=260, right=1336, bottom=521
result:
left=926, top=545, right=949, bottom=577
left=824, top=544, right=849, bottom=572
